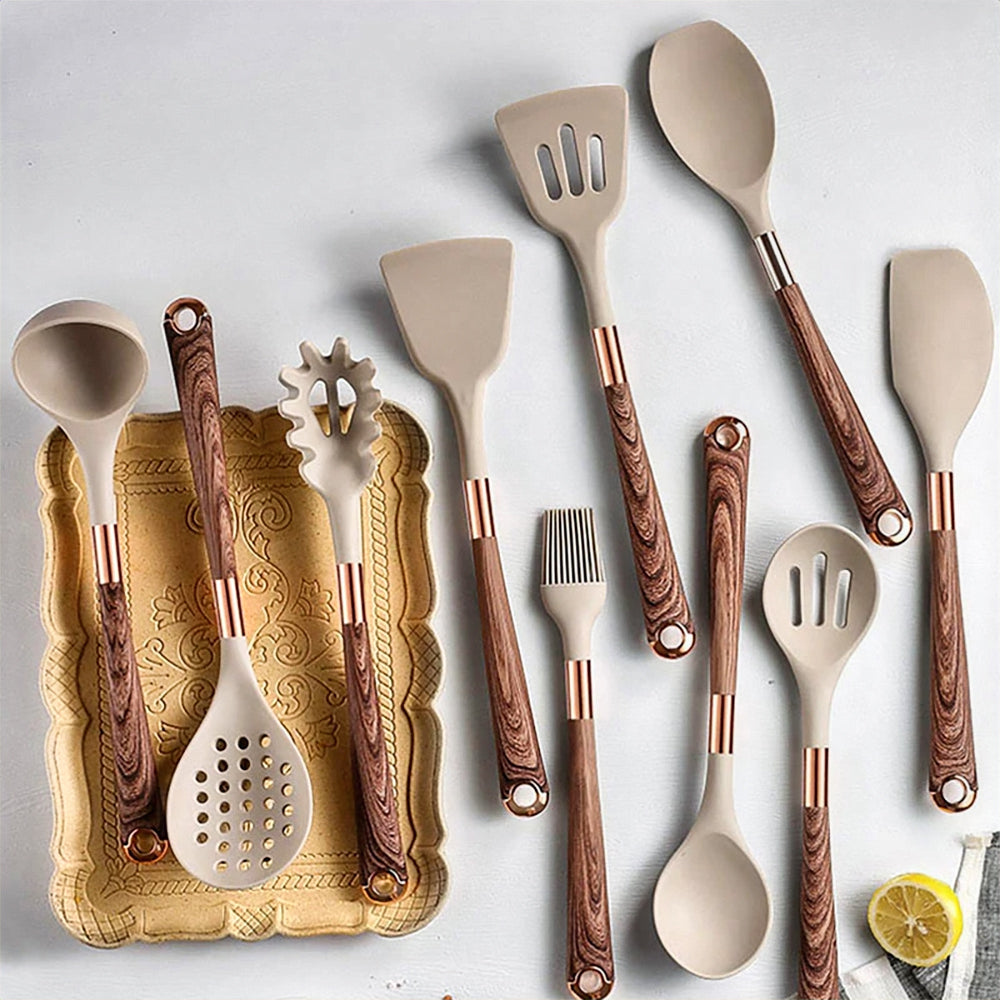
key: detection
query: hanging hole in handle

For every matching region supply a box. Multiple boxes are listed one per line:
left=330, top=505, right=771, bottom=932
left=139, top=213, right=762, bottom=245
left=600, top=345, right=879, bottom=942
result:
left=571, top=967, right=612, bottom=999
left=174, top=306, right=198, bottom=332
left=505, top=782, right=548, bottom=817
left=123, top=828, right=169, bottom=864
left=933, top=777, right=976, bottom=812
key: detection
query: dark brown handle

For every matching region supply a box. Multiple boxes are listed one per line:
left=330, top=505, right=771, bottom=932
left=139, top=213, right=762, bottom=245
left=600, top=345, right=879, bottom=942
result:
left=929, top=529, right=977, bottom=811
left=603, top=381, right=694, bottom=657
left=774, top=283, right=911, bottom=547
left=470, top=535, right=548, bottom=815
left=343, top=617, right=408, bottom=901
left=704, top=417, right=750, bottom=696
left=97, top=580, right=168, bottom=863
left=163, top=298, right=238, bottom=580
left=800, top=805, right=838, bottom=1000
left=567, top=719, right=613, bottom=999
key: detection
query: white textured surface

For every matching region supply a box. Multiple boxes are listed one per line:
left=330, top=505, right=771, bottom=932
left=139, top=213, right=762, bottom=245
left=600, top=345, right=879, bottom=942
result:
left=1, top=3, right=997, bottom=998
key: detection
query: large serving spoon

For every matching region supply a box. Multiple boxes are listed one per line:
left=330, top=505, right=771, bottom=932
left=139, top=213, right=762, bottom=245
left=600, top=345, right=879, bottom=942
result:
left=12, top=300, right=168, bottom=863
left=763, top=524, right=879, bottom=999
left=652, top=417, right=770, bottom=978
left=648, top=21, right=912, bottom=548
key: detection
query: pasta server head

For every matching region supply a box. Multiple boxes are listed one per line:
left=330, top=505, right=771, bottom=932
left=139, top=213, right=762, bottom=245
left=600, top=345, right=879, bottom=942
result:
left=495, top=85, right=627, bottom=327
left=278, top=338, right=382, bottom=564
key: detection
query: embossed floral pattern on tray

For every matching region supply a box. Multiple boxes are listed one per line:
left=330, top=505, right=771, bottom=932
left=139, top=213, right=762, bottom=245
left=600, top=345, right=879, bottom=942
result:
left=37, top=404, right=445, bottom=946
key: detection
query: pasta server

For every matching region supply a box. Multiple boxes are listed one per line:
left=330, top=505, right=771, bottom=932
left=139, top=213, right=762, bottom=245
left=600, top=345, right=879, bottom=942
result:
left=278, top=338, right=408, bottom=902
left=12, top=300, right=168, bottom=863
left=380, top=237, right=549, bottom=816
left=763, top=524, right=879, bottom=999
left=496, top=85, right=695, bottom=658
left=163, top=298, right=312, bottom=889
left=648, top=22, right=912, bottom=547
left=890, top=248, right=994, bottom=812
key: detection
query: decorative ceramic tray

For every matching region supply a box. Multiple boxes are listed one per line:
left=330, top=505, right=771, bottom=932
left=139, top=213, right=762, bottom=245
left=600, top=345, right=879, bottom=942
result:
left=37, top=403, right=445, bottom=946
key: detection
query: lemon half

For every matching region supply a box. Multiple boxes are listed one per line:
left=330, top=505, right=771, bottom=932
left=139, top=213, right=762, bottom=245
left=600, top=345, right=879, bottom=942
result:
left=867, top=873, right=963, bottom=967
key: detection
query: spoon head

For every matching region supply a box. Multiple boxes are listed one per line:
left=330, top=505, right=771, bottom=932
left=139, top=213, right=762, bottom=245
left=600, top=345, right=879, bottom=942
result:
left=12, top=300, right=148, bottom=425
left=649, top=21, right=775, bottom=234
left=762, top=523, right=879, bottom=673
left=653, top=829, right=771, bottom=978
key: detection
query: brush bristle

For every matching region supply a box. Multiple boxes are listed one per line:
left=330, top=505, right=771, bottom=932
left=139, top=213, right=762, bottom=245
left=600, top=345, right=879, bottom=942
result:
left=541, top=508, right=604, bottom=586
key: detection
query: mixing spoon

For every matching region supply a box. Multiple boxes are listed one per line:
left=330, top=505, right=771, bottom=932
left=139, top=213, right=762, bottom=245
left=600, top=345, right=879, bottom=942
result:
left=12, top=300, right=168, bottom=862
left=652, top=417, right=770, bottom=978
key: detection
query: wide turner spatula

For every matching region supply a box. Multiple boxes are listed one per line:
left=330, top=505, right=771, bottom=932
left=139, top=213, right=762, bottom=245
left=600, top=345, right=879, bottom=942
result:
left=890, top=249, right=994, bottom=812
left=380, top=238, right=549, bottom=817
left=648, top=22, right=912, bottom=548
left=495, top=86, right=695, bottom=658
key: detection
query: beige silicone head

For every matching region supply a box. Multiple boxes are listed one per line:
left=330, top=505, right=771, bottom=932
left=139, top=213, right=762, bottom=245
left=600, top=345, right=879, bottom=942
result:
left=890, top=249, right=995, bottom=473
left=763, top=524, right=878, bottom=746
left=649, top=21, right=775, bottom=236
left=12, top=300, right=148, bottom=526
left=495, top=85, right=626, bottom=328
left=380, top=237, right=513, bottom=481
left=278, top=338, right=382, bottom=565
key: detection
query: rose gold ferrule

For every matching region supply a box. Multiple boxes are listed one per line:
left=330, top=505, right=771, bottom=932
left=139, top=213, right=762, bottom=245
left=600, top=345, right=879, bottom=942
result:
left=927, top=471, right=955, bottom=531
left=708, top=693, right=735, bottom=754
left=753, top=231, right=795, bottom=291
left=91, top=523, right=122, bottom=585
left=463, top=477, right=495, bottom=539
left=592, top=325, right=627, bottom=387
left=803, top=746, right=829, bottom=808
left=336, top=562, right=367, bottom=625
left=565, top=659, right=593, bottom=720
left=213, top=577, right=245, bottom=638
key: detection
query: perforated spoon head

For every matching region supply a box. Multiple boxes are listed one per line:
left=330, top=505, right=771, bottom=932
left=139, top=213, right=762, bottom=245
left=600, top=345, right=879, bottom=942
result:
left=649, top=21, right=776, bottom=235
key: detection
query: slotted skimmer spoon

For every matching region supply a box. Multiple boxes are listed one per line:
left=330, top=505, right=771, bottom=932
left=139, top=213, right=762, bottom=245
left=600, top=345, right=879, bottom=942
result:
left=381, top=237, right=549, bottom=816
left=164, top=298, right=312, bottom=889
left=890, top=248, right=994, bottom=813
left=763, top=524, right=879, bottom=1000
left=653, top=417, right=770, bottom=978
left=12, top=300, right=168, bottom=864
left=649, top=22, right=912, bottom=548
left=278, top=338, right=407, bottom=902
left=495, top=85, right=694, bottom=658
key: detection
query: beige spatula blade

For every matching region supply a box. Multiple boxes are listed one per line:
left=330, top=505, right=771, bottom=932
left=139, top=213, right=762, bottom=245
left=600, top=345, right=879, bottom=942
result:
left=890, top=249, right=995, bottom=471
left=379, top=237, right=513, bottom=480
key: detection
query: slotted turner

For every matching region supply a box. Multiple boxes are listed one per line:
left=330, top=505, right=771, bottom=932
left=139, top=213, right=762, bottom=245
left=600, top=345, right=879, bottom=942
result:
left=890, top=248, right=994, bottom=812
left=763, top=524, right=879, bottom=1000
left=164, top=299, right=312, bottom=889
left=495, top=85, right=694, bottom=658
left=380, top=237, right=549, bottom=817
left=278, top=338, right=408, bottom=902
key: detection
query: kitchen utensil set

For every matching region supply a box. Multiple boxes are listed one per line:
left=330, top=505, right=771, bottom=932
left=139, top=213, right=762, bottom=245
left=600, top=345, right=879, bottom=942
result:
left=10, top=14, right=995, bottom=1000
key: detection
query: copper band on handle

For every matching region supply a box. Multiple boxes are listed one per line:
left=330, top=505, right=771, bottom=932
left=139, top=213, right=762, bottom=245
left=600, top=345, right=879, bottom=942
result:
left=565, top=659, right=593, bottom=720
left=463, top=477, right=495, bottom=539
left=336, top=563, right=367, bottom=625
left=212, top=577, right=245, bottom=638
left=592, top=325, right=627, bottom=387
left=803, top=746, right=829, bottom=808
left=753, top=231, right=795, bottom=291
left=91, top=523, right=122, bottom=585
left=708, top=693, right=735, bottom=754
left=928, top=471, right=955, bottom=531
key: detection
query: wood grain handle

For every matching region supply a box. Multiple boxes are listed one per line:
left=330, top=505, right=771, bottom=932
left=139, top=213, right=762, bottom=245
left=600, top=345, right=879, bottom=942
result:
left=800, top=805, right=839, bottom=1000
left=96, top=580, right=168, bottom=862
left=928, top=529, right=977, bottom=811
left=342, top=617, right=408, bottom=901
left=567, top=719, right=614, bottom=1000
left=774, top=284, right=911, bottom=547
left=163, top=299, right=238, bottom=581
left=704, top=417, right=750, bottom=697
left=470, top=535, right=548, bottom=815
left=603, top=380, right=694, bottom=657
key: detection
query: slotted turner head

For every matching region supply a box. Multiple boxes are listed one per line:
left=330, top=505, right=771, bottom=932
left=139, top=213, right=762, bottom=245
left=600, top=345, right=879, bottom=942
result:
left=890, top=249, right=995, bottom=472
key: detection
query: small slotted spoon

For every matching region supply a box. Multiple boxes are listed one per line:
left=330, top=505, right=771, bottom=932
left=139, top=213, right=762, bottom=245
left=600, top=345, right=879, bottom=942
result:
left=164, top=298, right=312, bottom=889
left=278, top=338, right=408, bottom=903
left=763, top=524, right=879, bottom=1000
left=495, top=85, right=694, bottom=658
